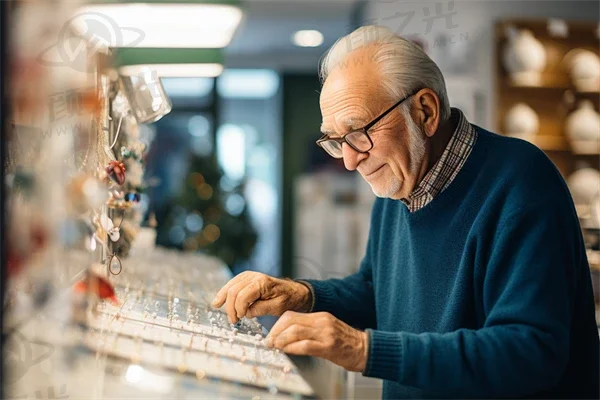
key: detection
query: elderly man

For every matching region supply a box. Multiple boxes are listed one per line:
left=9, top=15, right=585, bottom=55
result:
left=212, top=26, right=599, bottom=398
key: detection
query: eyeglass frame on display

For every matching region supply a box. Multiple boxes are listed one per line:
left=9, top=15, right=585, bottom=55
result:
left=315, top=89, right=420, bottom=159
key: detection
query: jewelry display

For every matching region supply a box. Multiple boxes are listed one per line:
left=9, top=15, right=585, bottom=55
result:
left=4, top=5, right=314, bottom=397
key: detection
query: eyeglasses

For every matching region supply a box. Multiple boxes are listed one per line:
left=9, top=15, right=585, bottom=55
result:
left=316, top=91, right=417, bottom=159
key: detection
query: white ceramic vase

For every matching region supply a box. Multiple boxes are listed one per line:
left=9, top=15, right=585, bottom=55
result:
left=504, top=103, right=539, bottom=136
left=503, top=28, right=547, bottom=86
left=566, top=49, right=600, bottom=92
left=589, top=191, right=600, bottom=229
left=567, top=167, right=600, bottom=206
left=566, top=100, right=600, bottom=153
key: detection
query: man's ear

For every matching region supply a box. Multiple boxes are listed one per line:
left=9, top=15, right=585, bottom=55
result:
left=413, top=89, right=440, bottom=138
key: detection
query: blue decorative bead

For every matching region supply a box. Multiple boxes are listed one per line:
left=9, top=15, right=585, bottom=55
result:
left=124, top=192, right=140, bottom=202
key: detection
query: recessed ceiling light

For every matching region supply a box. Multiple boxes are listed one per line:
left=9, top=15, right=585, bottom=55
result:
left=73, top=3, right=243, bottom=48
left=292, top=30, right=324, bottom=48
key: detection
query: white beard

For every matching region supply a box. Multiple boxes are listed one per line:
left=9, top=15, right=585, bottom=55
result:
left=369, top=113, right=426, bottom=199
left=407, top=115, right=426, bottom=175
left=370, top=173, right=401, bottom=198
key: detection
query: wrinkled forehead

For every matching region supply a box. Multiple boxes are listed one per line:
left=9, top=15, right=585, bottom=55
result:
left=319, top=64, right=387, bottom=135
left=320, top=72, right=381, bottom=103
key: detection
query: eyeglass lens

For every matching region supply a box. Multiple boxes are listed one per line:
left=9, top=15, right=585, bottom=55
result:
left=320, top=131, right=372, bottom=158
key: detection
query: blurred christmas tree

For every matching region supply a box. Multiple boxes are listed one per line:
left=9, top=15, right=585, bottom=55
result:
left=157, top=153, right=257, bottom=270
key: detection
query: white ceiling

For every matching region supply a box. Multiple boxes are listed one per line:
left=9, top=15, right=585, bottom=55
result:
left=225, top=0, right=361, bottom=71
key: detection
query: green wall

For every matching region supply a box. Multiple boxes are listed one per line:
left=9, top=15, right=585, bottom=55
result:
left=281, top=73, right=323, bottom=278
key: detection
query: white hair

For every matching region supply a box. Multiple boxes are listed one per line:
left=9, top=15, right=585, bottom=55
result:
left=319, top=25, right=451, bottom=123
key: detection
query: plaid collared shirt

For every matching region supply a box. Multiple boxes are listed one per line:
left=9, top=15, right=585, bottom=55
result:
left=401, top=108, right=477, bottom=213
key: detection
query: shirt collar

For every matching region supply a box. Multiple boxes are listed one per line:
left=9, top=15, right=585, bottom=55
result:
left=400, top=108, right=477, bottom=212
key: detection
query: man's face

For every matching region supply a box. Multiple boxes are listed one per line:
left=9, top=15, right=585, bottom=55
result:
left=319, top=47, right=425, bottom=200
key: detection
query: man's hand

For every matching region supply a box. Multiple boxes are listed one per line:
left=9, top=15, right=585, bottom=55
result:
left=265, top=311, right=369, bottom=373
left=211, top=271, right=312, bottom=324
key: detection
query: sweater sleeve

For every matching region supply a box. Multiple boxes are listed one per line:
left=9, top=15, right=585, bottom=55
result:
left=362, top=201, right=582, bottom=397
left=298, top=255, right=377, bottom=330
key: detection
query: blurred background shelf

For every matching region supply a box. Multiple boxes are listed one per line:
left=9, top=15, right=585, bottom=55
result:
left=495, top=18, right=599, bottom=178
left=504, top=78, right=571, bottom=91
left=506, top=133, right=570, bottom=151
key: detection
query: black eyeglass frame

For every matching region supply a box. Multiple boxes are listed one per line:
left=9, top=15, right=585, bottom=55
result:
left=316, top=90, right=419, bottom=159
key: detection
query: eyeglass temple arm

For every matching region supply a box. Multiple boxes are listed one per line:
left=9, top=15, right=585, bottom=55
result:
left=363, top=91, right=417, bottom=131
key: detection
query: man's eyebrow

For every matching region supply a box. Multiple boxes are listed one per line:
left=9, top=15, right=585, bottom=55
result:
left=320, top=125, right=336, bottom=136
left=345, top=117, right=366, bottom=130
left=320, top=118, right=366, bottom=136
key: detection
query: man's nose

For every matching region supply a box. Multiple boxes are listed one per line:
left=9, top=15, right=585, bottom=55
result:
left=342, top=143, right=368, bottom=171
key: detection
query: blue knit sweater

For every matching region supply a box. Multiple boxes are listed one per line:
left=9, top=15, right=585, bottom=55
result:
left=303, top=127, right=599, bottom=399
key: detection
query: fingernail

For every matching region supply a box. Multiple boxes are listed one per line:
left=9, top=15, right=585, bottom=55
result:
left=211, top=298, right=219, bottom=306
left=265, top=337, right=273, bottom=347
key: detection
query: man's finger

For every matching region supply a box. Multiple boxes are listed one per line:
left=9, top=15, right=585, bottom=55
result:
left=281, top=339, right=327, bottom=358
left=267, top=311, right=313, bottom=339
left=212, top=272, right=252, bottom=308
left=211, top=277, right=243, bottom=308
left=246, top=299, right=281, bottom=318
left=224, top=281, right=249, bottom=323
left=270, top=324, right=320, bottom=349
left=234, top=281, right=262, bottom=319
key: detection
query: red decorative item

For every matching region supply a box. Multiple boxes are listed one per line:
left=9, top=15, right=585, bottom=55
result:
left=73, top=273, right=118, bottom=305
left=105, top=161, right=126, bottom=186
left=6, top=224, right=48, bottom=277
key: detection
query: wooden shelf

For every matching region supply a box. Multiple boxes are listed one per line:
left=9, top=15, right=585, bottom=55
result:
left=573, top=151, right=600, bottom=157
left=502, top=79, right=570, bottom=91
left=505, top=135, right=600, bottom=155
left=576, top=90, right=600, bottom=95
left=497, top=18, right=600, bottom=41
left=505, top=133, right=570, bottom=151
left=501, top=81, right=600, bottom=98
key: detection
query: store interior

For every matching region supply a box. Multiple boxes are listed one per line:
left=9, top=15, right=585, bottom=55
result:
left=3, top=1, right=600, bottom=399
